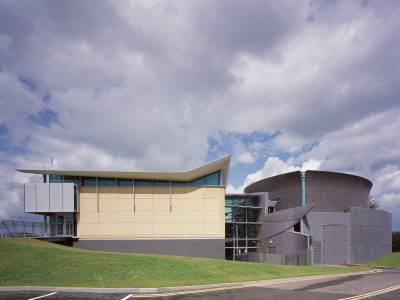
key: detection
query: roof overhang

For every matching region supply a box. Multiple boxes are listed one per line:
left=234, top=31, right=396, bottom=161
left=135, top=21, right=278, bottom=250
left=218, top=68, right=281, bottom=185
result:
left=16, top=155, right=231, bottom=186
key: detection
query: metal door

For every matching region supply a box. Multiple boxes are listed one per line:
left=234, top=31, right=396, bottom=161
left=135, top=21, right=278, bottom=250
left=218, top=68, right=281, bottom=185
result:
left=323, top=224, right=346, bottom=264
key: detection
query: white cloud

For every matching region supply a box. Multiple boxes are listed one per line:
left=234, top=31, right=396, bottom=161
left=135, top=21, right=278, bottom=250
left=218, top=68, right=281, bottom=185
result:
left=0, top=1, right=399, bottom=229
left=237, top=152, right=255, bottom=164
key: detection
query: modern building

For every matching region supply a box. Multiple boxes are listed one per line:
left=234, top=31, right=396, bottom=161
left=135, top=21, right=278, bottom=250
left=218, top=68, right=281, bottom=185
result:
left=17, top=156, right=230, bottom=259
left=17, top=156, right=392, bottom=264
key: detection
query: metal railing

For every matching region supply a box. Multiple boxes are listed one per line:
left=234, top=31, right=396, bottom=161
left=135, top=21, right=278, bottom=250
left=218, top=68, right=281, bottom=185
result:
left=236, top=248, right=312, bottom=266
left=0, top=220, right=73, bottom=238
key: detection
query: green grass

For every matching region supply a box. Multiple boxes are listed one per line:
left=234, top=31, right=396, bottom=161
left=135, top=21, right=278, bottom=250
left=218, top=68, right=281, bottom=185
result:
left=358, top=252, right=400, bottom=268
left=0, top=238, right=369, bottom=288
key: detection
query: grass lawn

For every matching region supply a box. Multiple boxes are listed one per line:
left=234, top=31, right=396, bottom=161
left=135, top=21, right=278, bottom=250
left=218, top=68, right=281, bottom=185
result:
left=0, top=238, right=369, bottom=288
left=358, top=252, right=400, bottom=268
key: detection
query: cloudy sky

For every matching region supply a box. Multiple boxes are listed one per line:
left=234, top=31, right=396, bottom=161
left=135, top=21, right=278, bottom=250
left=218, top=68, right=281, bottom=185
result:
left=0, top=0, right=399, bottom=230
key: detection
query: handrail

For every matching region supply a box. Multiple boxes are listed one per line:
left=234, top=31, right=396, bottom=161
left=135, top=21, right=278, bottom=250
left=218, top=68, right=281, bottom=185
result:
left=0, top=219, right=74, bottom=238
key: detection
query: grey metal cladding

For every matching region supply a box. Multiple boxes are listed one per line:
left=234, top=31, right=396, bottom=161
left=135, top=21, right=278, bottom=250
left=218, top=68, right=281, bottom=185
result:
left=24, top=184, right=37, bottom=212
left=259, top=203, right=315, bottom=238
left=63, top=183, right=74, bottom=212
left=49, top=184, right=63, bottom=212
left=36, top=184, right=50, bottom=212
left=245, top=170, right=373, bottom=213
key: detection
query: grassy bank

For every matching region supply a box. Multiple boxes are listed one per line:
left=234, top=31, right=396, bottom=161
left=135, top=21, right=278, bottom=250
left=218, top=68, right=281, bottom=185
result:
left=358, top=252, right=400, bottom=268
left=0, top=238, right=369, bottom=288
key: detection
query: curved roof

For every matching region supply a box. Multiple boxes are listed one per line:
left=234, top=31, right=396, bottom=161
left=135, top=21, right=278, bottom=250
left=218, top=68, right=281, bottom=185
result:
left=244, top=170, right=372, bottom=193
left=16, top=155, right=231, bottom=186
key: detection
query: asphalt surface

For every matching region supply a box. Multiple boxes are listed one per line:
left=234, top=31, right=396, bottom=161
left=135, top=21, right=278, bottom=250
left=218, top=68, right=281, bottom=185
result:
left=0, top=267, right=399, bottom=299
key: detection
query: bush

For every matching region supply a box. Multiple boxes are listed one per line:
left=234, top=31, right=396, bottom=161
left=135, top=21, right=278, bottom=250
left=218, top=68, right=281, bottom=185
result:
left=393, top=231, right=400, bottom=252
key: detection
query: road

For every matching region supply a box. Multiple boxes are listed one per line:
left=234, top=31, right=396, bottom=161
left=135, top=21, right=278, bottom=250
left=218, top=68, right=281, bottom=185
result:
left=0, top=268, right=399, bottom=300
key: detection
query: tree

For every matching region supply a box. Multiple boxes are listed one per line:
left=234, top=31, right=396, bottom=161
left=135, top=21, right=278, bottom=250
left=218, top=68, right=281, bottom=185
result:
left=369, top=197, right=380, bottom=209
left=393, top=231, right=400, bottom=252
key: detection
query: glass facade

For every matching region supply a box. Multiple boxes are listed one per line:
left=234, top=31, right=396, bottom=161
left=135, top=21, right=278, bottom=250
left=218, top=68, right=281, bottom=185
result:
left=189, top=171, right=220, bottom=186
left=49, top=171, right=221, bottom=188
left=225, top=195, right=262, bottom=260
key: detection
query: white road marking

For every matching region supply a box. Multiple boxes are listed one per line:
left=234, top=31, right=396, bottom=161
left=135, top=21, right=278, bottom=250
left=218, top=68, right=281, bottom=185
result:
left=120, top=294, right=133, bottom=300
left=28, top=292, right=57, bottom=300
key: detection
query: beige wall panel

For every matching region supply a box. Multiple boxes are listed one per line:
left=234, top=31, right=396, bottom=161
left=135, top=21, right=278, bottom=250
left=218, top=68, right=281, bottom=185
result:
left=115, top=223, right=134, bottom=236
left=79, top=198, right=97, bottom=212
left=78, top=223, right=98, bottom=236
left=115, top=211, right=135, bottom=223
left=153, top=222, right=171, bottom=235
left=170, top=210, right=187, bottom=222
left=170, top=223, right=188, bottom=235
left=188, top=211, right=203, bottom=222
left=171, top=187, right=188, bottom=197
left=134, top=187, right=153, bottom=198
left=99, top=198, right=115, bottom=212
left=134, top=223, right=153, bottom=235
left=203, top=187, right=225, bottom=199
left=153, top=210, right=171, bottom=222
left=98, top=187, right=115, bottom=199
left=188, top=223, right=203, bottom=235
left=152, top=187, right=170, bottom=198
left=135, top=198, right=153, bottom=211
left=98, top=223, right=115, bottom=236
left=115, top=198, right=134, bottom=211
left=188, top=198, right=203, bottom=210
left=79, top=212, right=98, bottom=224
left=115, top=187, right=133, bottom=195
left=134, top=211, right=153, bottom=222
left=171, top=198, right=187, bottom=210
left=99, top=211, right=115, bottom=223
left=204, top=222, right=222, bottom=235
left=77, top=184, right=225, bottom=239
left=187, top=187, right=204, bottom=198
left=204, top=198, right=219, bottom=211
left=80, top=187, right=97, bottom=198
left=204, top=211, right=220, bottom=223
left=153, top=198, right=170, bottom=211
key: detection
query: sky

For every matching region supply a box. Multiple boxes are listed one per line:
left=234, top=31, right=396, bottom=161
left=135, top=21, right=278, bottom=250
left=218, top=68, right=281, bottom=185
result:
left=0, top=0, right=399, bottom=230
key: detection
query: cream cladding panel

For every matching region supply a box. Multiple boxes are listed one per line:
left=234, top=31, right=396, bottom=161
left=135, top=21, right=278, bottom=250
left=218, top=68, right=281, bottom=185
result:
left=77, top=186, right=225, bottom=238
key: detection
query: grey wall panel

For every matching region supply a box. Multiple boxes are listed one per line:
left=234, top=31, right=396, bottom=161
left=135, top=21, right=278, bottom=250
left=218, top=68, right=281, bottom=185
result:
left=49, top=184, right=63, bottom=212
left=303, top=212, right=352, bottom=263
left=266, top=231, right=308, bottom=255
left=62, top=183, right=75, bottom=212
left=24, top=184, right=37, bottom=212
left=73, top=238, right=225, bottom=259
left=349, top=207, right=392, bottom=262
left=36, top=184, right=50, bottom=212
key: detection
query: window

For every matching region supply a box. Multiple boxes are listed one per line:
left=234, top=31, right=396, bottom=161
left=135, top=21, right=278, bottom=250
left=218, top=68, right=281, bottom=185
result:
left=154, top=181, right=170, bottom=186
left=82, top=177, right=96, bottom=186
left=189, top=177, right=206, bottom=186
left=205, top=171, right=220, bottom=185
left=118, top=179, right=133, bottom=186
left=49, top=175, right=63, bottom=183
left=172, top=181, right=186, bottom=186
left=98, top=178, right=116, bottom=186
left=189, top=171, right=220, bottom=186
left=134, top=180, right=152, bottom=187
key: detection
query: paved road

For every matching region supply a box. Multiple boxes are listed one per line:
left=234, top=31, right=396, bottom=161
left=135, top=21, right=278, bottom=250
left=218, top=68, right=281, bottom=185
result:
left=0, top=268, right=399, bottom=300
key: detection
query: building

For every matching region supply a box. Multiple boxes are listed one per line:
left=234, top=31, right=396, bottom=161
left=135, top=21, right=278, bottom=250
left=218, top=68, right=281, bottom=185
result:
left=229, top=171, right=392, bottom=264
left=17, top=156, right=230, bottom=259
left=17, top=156, right=392, bottom=264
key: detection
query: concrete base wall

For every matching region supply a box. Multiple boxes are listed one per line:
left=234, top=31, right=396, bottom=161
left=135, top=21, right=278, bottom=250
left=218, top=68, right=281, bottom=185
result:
left=73, top=238, right=225, bottom=259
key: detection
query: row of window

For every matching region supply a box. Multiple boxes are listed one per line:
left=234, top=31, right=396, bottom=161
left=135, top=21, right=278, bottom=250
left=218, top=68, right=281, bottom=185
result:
left=225, top=206, right=260, bottom=223
left=49, top=171, right=221, bottom=187
left=225, top=196, right=259, bottom=207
